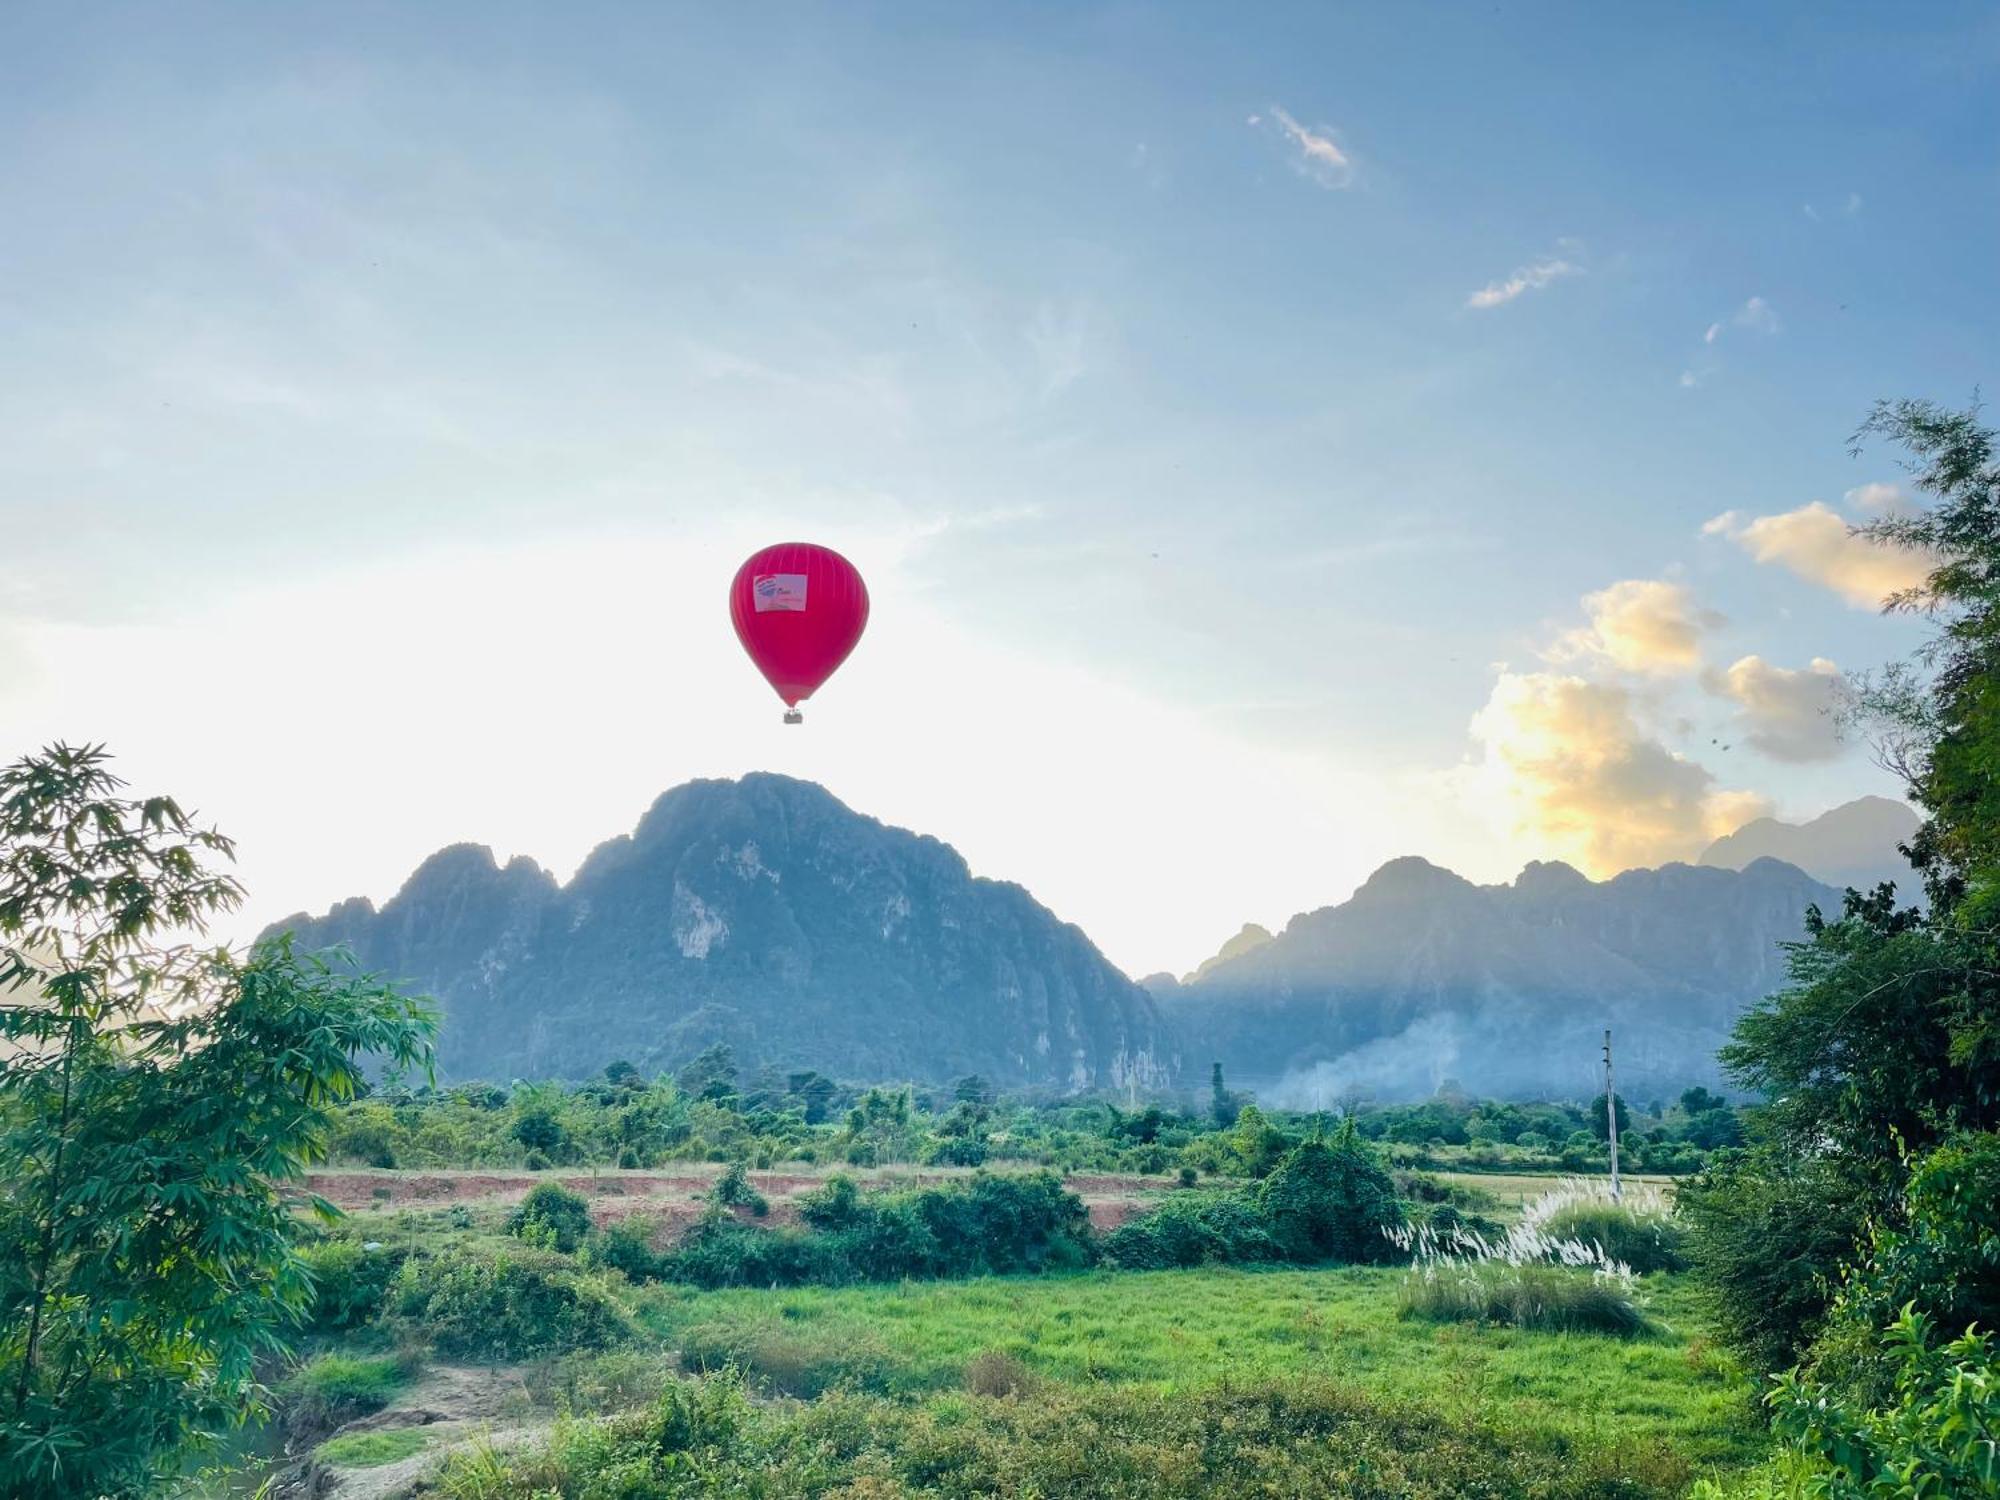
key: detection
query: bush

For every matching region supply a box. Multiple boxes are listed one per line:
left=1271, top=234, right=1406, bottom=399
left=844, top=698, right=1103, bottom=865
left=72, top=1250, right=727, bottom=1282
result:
left=1258, top=1125, right=1404, bottom=1264
left=1803, top=1130, right=2000, bottom=1404
left=1099, top=1191, right=1281, bottom=1270
left=712, top=1162, right=769, bottom=1216
left=590, top=1216, right=664, bottom=1281
left=508, top=1182, right=594, bottom=1253
left=1679, top=1148, right=1874, bottom=1375
left=1400, top=1262, right=1650, bottom=1337
left=1540, top=1200, right=1688, bottom=1274
left=389, top=1246, right=631, bottom=1359
left=1697, top=1313, right=2000, bottom=1499
left=297, top=1237, right=409, bottom=1334
left=660, top=1171, right=1093, bottom=1288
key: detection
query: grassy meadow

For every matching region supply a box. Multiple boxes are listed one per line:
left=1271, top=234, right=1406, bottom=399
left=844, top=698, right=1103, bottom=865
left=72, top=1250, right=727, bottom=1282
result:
left=635, top=1264, right=1760, bottom=1470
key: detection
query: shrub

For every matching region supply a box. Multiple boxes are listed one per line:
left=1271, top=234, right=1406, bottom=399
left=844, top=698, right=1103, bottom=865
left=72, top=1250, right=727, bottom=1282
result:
left=1400, top=1262, right=1650, bottom=1337
left=590, top=1216, right=664, bottom=1282
left=508, top=1182, right=594, bottom=1253
left=1099, top=1191, right=1281, bottom=1270
left=1258, top=1125, right=1404, bottom=1264
left=1177, top=1166, right=1198, bottom=1189
left=297, top=1237, right=409, bottom=1334
left=1697, top=1312, right=2000, bottom=1499
left=797, top=1174, right=862, bottom=1231
left=1804, top=1130, right=2000, bottom=1404
left=389, top=1246, right=631, bottom=1359
left=712, top=1162, right=769, bottom=1216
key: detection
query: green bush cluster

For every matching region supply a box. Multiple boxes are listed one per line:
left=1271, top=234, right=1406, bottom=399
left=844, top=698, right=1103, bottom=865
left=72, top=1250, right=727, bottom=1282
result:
left=507, top=1182, right=594, bottom=1252
left=1104, top=1130, right=1405, bottom=1270
left=280, top=1352, right=413, bottom=1428
left=388, top=1245, right=631, bottom=1360
left=297, top=1237, right=411, bottom=1334
left=656, top=1170, right=1094, bottom=1288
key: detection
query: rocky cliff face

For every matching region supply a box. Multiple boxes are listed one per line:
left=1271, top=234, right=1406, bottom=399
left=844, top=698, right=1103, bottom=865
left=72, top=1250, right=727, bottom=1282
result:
left=1161, top=855, right=1842, bottom=1102
left=270, top=775, right=1176, bottom=1091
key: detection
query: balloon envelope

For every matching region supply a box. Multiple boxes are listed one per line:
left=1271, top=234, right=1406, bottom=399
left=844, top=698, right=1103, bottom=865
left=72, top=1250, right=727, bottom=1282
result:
left=728, top=542, right=870, bottom=709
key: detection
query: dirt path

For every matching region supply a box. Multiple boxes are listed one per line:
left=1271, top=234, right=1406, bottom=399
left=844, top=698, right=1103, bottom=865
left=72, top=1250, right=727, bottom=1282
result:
left=308, top=1164, right=1177, bottom=1236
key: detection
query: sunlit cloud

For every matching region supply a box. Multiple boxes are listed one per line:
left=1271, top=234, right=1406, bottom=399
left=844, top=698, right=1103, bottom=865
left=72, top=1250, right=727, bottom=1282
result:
left=1468, top=670, right=1767, bottom=876
left=1551, top=578, right=1720, bottom=676
left=1706, top=654, right=1846, bottom=763
left=1703, top=501, right=1936, bottom=608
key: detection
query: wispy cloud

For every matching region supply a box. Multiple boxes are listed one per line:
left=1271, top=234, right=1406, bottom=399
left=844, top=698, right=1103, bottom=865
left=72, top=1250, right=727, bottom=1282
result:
left=1734, top=295, right=1780, bottom=334
left=1250, top=106, right=1355, bottom=189
left=1465, top=256, right=1582, bottom=310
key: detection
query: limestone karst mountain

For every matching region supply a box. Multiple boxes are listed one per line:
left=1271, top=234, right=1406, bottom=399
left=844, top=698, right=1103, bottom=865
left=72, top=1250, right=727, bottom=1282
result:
left=1157, top=854, right=1845, bottom=1101
left=1698, top=794, right=1920, bottom=897
left=268, top=774, right=1175, bottom=1091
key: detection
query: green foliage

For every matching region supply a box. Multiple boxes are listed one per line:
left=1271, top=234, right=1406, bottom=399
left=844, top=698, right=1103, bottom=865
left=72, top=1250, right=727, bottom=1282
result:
left=657, top=1170, right=1094, bottom=1288
left=1098, top=1190, right=1281, bottom=1269
left=710, top=1161, right=768, bottom=1216
left=297, top=1237, right=411, bottom=1334
left=1680, top=1147, right=1874, bottom=1376
left=590, top=1215, right=665, bottom=1281
left=388, top=1246, right=630, bottom=1359
left=317, top=1426, right=430, bottom=1469
left=1699, top=1313, right=2000, bottom=1499
left=1258, top=1123, right=1404, bottom=1263
left=1806, top=1130, right=2000, bottom=1404
left=508, top=1182, right=594, bottom=1252
left=0, top=744, right=434, bottom=1500
left=1541, top=1199, right=1689, bottom=1274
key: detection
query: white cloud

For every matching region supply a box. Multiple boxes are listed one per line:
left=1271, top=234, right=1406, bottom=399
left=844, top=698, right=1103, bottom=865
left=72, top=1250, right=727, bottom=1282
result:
left=1735, top=296, right=1780, bottom=334
left=1703, top=322, right=1722, bottom=344
left=1468, top=671, right=1767, bottom=876
left=1466, top=257, right=1582, bottom=310
left=1258, top=105, right=1355, bottom=188
left=1845, top=192, right=1863, bottom=215
left=1843, top=481, right=1905, bottom=515
left=1707, top=655, right=1846, bottom=763
left=1552, top=579, right=1719, bottom=676
left=1679, top=370, right=1701, bottom=389
left=1703, top=501, right=1936, bottom=608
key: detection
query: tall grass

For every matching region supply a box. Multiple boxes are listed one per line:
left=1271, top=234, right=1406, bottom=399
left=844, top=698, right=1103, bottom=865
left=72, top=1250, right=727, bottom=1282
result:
left=1390, top=1179, right=1663, bottom=1336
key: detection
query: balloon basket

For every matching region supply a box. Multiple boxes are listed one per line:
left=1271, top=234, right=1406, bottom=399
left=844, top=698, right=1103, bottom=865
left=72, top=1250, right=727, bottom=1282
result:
left=783, top=709, right=803, bottom=725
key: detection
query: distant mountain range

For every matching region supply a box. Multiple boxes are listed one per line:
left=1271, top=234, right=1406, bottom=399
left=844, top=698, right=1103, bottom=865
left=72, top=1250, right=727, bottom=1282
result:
left=269, top=775, right=1174, bottom=1092
left=1698, top=795, right=1920, bottom=897
left=272, top=785, right=1918, bottom=1102
left=1151, top=797, right=1918, bottom=1103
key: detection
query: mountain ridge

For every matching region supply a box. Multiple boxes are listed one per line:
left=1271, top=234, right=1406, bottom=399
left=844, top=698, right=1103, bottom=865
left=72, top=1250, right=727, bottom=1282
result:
left=268, top=773, right=1176, bottom=1092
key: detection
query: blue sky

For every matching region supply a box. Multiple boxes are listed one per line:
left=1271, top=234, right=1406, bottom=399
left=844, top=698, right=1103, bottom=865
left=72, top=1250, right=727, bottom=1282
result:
left=2, top=3, right=1995, bottom=974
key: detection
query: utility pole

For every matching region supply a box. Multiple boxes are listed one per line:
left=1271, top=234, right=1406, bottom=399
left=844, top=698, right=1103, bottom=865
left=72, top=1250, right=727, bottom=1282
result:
left=1603, top=1028, right=1622, bottom=1203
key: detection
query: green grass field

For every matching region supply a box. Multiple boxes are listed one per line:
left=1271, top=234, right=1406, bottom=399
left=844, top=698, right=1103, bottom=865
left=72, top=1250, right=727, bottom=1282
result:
left=630, top=1262, right=1764, bottom=1473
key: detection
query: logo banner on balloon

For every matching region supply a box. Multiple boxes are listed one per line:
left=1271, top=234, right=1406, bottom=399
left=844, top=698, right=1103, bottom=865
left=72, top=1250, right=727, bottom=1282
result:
left=753, top=573, right=809, bottom=612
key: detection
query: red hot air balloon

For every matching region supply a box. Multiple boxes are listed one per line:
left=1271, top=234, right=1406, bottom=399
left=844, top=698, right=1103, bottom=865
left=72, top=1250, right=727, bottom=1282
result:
left=729, top=543, right=870, bottom=723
